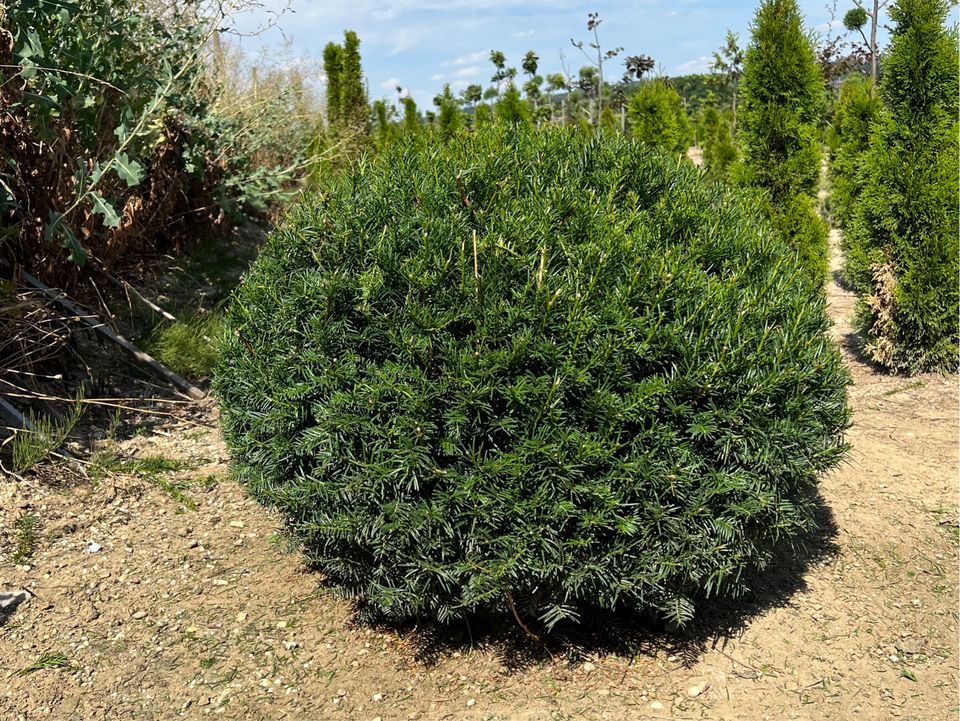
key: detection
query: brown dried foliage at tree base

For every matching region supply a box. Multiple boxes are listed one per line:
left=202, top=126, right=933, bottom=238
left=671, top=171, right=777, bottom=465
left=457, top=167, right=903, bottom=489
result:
left=864, top=260, right=898, bottom=368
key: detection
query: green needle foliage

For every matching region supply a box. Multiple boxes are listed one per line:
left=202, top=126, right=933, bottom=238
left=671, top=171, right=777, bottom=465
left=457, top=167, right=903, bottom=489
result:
left=845, top=0, right=959, bottom=373
left=323, top=42, right=343, bottom=126
left=826, top=75, right=881, bottom=229
left=627, top=80, right=692, bottom=155
left=339, top=31, right=368, bottom=130
left=738, top=0, right=824, bottom=199
left=145, top=312, right=225, bottom=380
left=496, top=83, right=531, bottom=125
left=215, top=126, right=850, bottom=631
left=402, top=96, right=420, bottom=135
left=700, top=107, right=739, bottom=181
left=738, top=0, right=829, bottom=284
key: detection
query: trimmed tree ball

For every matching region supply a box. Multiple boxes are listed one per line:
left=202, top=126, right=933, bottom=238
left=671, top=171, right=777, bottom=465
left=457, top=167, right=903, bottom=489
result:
left=215, top=126, right=849, bottom=629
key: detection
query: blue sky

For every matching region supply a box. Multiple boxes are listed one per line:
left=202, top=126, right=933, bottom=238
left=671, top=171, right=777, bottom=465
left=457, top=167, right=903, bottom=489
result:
left=231, top=1, right=889, bottom=110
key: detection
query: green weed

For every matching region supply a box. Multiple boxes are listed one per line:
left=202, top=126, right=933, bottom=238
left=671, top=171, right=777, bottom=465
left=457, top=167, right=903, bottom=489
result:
left=89, top=450, right=199, bottom=509
left=11, top=399, right=83, bottom=473
left=882, top=380, right=926, bottom=397
left=12, top=514, right=40, bottom=564
left=146, top=312, right=225, bottom=380
left=17, top=652, right=71, bottom=676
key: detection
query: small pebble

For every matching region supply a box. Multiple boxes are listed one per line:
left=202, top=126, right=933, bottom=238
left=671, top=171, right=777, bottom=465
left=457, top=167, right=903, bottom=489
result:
left=466, top=698, right=476, bottom=707
left=132, top=611, right=146, bottom=620
left=581, top=662, right=596, bottom=673
left=372, top=693, right=384, bottom=702
left=650, top=701, right=665, bottom=711
left=687, top=683, right=707, bottom=698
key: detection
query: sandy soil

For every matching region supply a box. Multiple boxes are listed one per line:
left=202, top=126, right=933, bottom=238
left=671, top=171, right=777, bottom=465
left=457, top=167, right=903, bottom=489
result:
left=1, top=231, right=957, bottom=721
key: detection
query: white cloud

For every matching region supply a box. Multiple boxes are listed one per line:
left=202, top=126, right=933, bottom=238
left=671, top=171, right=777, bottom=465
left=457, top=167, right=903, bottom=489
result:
left=453, top=65, right=483, bottom=79
left=444, top=50, right=488, bottom=67
left=815, top=18, right=844, bottom=33
left=513, top=29, right=535, bottom=38
left=380, top=77, right=402, bottom=90
left=675, top=55, right=711, bottom=74
left=431, top=72, right=446, bottom=81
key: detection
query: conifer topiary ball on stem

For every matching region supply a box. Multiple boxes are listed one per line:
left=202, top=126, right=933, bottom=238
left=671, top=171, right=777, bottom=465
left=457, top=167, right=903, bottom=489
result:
left=214, top=126, right=849, bottom=631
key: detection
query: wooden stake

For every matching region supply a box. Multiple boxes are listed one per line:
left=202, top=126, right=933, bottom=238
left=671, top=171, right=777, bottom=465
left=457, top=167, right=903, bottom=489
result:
left=15, top=269, right=206, bottom=400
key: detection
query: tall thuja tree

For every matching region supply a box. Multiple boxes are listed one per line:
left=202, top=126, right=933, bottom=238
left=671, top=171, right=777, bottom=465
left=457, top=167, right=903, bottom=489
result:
left=372, top=99, right=394, bottom=148
left=700, top=106, right=738, bottom=180
left=323, top=42, right=343, bottom=126
left=402, top=96, right=419, bottom=134
left=738, top=0, right=829, bottom=283
left=826, top=75, right=880, bottom=228
left=496, top=82, right=530, bottom=125
left=845, top=0, right=959, bottom=373
left=339, top=30, right=368, bottom=130
left=433, top=84, right=462, bottom=138
left=627, top=79, right=691, bottom=153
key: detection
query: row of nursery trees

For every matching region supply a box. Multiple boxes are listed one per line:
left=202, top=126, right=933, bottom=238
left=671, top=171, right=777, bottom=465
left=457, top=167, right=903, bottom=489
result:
left=320, top=0, right=958, bottom=374
left=2, top=0, right=955, bottom=373
left=827, top=0, right=957, bottom=373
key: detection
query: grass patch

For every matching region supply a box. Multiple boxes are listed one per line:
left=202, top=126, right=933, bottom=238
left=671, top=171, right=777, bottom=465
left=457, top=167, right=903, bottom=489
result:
left=11, top=399, right=83, bottom=473
left=195, top=474, right=222, bottom=491
left=89, top=451, right=191, bottom=480
left=145, top=312, right=224, bottom=380
left=882, top=380, right=926, bottom=397
left=17, top=652, right=71, bottom=676
left=89, top=450, right=200, bottom=509
left=12, top=514, right=40, bottom=564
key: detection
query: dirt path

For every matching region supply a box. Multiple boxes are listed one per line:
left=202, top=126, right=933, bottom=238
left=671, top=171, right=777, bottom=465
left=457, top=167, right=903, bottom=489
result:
left=2, top=232, right=957, bottom=721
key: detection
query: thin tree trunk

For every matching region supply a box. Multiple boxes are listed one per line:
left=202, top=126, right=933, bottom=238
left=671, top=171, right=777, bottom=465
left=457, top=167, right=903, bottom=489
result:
left=870, top=0, right=879, bottom=85
left=732, top=90, right=738, bottom=135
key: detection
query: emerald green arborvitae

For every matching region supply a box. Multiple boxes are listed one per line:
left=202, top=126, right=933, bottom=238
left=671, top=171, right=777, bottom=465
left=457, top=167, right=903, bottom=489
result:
left=339, top=30, right=368, bottom=129
left=402, top=96, right=419, bottom=134
left=495, top=82, right=530, bottom=125
left=215, top=125, right=850, bottom=632
left=322, top=41, right=343, bottom=126
left=738, top=0, right=829, bottom=284
left=700, top=106, right=739, bottom=180
left=826, top=75, right=881, bottom=229
left=845, top=0, right=959, bottom=373
left=373, top=99, right=392, bottom=148
left=627, top=79, right=692, bottom=154
left=434, top=84, right=462, bottom=138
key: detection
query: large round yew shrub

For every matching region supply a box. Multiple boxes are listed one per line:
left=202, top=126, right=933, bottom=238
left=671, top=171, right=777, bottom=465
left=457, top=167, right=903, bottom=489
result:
left=215, top=126, right=849, bottom=630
